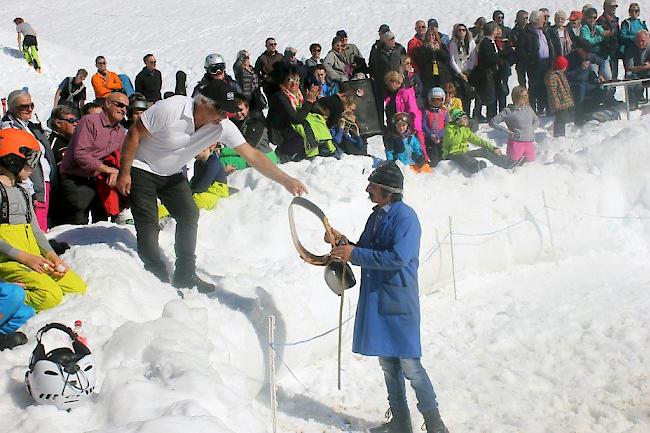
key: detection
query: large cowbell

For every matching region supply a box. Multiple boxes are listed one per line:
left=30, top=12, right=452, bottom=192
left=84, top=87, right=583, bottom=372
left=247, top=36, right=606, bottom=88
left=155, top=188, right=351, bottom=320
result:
left=324, top=261, right=356, bottom=296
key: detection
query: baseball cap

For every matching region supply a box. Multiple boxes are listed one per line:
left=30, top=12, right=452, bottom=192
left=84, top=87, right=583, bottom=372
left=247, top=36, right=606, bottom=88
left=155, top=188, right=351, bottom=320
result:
left=378, top=24, right=390, bottom=34
left=568, top=10, right=583, bottom=20
left=428, top=18, right=439, bottom=28
left=336, top=29, right=347, bottom=38
left=198, top=80, right=240, bottom=113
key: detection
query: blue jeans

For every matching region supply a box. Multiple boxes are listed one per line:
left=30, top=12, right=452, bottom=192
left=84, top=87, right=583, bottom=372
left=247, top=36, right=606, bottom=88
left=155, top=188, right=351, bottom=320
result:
left=378, top=357, right=438, bottom=414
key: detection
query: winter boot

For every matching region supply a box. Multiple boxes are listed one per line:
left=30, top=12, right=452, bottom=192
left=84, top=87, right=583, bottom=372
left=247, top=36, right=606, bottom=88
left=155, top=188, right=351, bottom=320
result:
left=422, top=408, right=449, bottom=433
left=173, top=272, right=216, bottom=293
left=0, top=331, right=28, bottom=351
left=369, top=407, right=413, bottom=433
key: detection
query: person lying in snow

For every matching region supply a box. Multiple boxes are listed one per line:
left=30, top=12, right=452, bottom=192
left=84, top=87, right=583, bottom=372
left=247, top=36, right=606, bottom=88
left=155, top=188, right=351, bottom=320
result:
left=0, top=129, right=86, bottom=312
left=443, top=108, right=512, bottom=174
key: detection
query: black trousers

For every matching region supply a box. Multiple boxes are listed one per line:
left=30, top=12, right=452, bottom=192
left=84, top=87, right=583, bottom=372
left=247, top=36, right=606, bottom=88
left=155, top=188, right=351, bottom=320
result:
left=129, top=167, right=199, bottom=281
left=60, top=174, right=108, bottom=225
left=553, top=109, right=568, bottom=137
left=527, top=60, right=551, bottom=113
left=448, top=148, right=512, bottom=174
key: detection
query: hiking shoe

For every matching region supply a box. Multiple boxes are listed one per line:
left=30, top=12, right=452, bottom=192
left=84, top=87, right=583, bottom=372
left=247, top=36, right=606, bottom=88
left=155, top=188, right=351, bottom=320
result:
left=422, top=408, right=449, bottom=433
left=369, top=408, right=413, bottom=433
left=172, top=273, right=216, bottom=293
left=0, top=332, right=28, bottom=351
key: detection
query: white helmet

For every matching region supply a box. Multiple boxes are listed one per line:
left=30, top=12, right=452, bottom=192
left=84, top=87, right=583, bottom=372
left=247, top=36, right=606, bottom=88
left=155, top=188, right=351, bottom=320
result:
left=204, top=53, right=225, bottom=69
left=25, top=323, right=96, bottom=411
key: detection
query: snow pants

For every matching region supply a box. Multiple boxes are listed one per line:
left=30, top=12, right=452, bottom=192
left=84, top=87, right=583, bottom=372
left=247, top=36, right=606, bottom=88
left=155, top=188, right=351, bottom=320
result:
left=158, top=181, right=230, bottom=220
left=0, top=282, right=35, bottom=333
left=22, top=35, right=41, bottom=71
left=0, top=224, right=86, bottom=311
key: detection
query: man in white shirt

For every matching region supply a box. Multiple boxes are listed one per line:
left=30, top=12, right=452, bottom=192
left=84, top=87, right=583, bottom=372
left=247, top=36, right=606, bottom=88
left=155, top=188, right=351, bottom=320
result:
left=117, top=80, right=307, bottom=291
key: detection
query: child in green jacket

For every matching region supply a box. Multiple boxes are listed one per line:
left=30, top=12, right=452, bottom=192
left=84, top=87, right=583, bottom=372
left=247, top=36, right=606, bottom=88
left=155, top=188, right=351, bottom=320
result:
left=443, top=109, right=512, bottom=174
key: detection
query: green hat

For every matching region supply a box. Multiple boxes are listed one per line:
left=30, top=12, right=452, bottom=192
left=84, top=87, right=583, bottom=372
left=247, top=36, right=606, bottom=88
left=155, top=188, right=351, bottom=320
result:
left=449, top=108, right=467, bottom=122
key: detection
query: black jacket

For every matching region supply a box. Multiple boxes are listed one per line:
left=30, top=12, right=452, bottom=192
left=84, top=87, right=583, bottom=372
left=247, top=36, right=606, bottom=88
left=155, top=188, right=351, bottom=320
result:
left=134, top=67, right=162, bottom=102
left=232, top=111, right=272, bottom=153
left=517, top=25, right=556, bottom=68
left=369, top=42, right=406, bottom=85
left=266, top=91, right=313, bottom=158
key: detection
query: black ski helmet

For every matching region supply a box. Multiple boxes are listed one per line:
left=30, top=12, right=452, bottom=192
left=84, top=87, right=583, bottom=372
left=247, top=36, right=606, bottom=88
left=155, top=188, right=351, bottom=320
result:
left=368, top=161, right=404, bottom=193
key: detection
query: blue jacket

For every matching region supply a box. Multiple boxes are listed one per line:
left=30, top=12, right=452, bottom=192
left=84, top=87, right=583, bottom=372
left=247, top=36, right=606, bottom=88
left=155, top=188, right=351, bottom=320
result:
left=620, top=18, right=648, bottom=54
left=350, top=201, right=422, bottom=358
left=384, top=133, right=423, bottom=165
left=0, top=282, right=35, bottom=334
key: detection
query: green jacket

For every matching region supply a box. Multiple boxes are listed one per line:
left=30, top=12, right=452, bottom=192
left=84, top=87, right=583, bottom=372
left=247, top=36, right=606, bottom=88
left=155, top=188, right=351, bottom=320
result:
left=293, top=113, right=337, bottom=158
left=442, top=124, right=495, bottom=159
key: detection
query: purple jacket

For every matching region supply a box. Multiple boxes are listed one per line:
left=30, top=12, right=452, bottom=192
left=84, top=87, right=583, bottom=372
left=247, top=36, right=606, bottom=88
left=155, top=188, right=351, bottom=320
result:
left=60, top=111, right=125, bottom=178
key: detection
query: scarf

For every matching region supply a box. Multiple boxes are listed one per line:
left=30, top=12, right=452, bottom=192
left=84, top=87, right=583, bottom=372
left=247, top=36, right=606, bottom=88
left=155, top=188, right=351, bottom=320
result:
left=282, top=87, right=304, bottom=110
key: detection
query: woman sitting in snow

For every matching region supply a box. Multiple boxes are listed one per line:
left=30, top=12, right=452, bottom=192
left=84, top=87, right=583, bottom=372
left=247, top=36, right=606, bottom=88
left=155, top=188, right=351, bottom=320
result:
left=267, top=64, right=321, bottom=162
left=384, top=112, right=430, bottom=173
left=0, top=129, right=86, bottom=311
left=442, top=108, right=511, bottom=174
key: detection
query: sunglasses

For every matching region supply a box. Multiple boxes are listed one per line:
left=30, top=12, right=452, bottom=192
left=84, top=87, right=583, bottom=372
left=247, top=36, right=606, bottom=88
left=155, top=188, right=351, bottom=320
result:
left=206, top=64, right=225, bottom=74
left=97, top=61, right=107, bottom=65
left=60, top=117, right=78, bottom=124
left=417, top=25, right=427, bottom=28
left=17, top=103, right=34, bottom=111
left=108, top=99, right=128, bottom=109
left=268, top=43, right=277, bottom=46
left=21, top=147, right=42, bottom=168
left=287, top=77, right=299, bottom=84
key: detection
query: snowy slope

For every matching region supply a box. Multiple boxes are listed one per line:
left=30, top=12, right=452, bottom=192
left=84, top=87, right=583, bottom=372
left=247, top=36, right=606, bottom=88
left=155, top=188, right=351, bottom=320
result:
left=1, top=1, right=650, bottom=432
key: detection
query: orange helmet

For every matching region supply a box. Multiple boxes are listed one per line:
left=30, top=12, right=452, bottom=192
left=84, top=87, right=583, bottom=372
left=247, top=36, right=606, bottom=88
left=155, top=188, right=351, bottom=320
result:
left=0, top=129, right=42, bottom=173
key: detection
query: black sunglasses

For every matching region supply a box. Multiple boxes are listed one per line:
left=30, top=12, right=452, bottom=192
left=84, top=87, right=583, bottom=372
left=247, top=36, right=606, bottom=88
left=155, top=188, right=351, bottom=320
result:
left=59, top=117, right=78, bottom=124
left=109, top=99, right=128, bottom=109
left=17, top=103, right=34, bottom=111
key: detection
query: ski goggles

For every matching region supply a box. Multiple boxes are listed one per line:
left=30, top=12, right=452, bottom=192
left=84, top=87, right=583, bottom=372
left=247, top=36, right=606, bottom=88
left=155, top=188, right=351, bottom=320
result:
left=206, top=63, right=226, bottom=74
left=20, top=146, right=42, bottom=168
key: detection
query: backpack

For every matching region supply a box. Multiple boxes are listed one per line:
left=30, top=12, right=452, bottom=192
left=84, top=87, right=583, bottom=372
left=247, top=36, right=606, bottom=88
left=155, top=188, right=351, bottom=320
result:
left=118, top=74, right=135, bottom=96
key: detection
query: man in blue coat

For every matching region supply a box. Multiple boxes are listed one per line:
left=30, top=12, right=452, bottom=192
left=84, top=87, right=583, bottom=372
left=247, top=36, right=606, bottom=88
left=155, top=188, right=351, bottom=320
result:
left=331, top=162, right=449, bottom=433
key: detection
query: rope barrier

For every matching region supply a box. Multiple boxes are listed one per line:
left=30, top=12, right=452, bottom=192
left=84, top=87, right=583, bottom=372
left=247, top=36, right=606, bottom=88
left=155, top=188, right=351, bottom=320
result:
left=452, top=217, right=532, bottom=237
left=271, top=314, right=355, bottom=347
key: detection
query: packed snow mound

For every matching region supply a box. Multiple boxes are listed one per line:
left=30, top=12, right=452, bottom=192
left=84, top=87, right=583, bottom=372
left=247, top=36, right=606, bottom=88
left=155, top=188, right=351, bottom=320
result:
left=2, top=0, right=650, bottom=431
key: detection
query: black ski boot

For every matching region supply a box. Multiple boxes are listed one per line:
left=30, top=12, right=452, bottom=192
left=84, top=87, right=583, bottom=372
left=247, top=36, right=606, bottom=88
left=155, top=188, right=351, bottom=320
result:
left=0, top=331, right=27, bottom=351
left=422, top=408, right=449, bottom=433
left=369, top=407, right=413, bottom=433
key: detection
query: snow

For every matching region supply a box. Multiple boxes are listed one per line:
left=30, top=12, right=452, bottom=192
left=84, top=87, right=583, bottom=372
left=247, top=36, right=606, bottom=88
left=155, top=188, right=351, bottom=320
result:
left=1, top=1, right=650, bottom=432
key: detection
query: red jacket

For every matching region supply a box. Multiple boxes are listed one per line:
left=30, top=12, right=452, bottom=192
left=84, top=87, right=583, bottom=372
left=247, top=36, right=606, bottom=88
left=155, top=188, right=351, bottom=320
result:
left=95, top=151, right=128, bottom=216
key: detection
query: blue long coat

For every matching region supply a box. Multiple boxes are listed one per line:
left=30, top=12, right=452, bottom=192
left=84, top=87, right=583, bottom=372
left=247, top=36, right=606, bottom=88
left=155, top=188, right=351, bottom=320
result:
left=350, top=200, right=422, bottom=358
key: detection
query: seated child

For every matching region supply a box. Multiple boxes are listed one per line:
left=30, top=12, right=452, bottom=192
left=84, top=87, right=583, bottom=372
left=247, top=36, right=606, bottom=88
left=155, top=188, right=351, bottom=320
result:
left=330, top=100, right=367, bottom=155
left=443, top=82, right=463, bottom=111
left=489, top=85, right=539, bottom=163
left=159, top=144, right=231, bottom=220
left=422, top=87, right=450, bottom=165
left=0, top=129, right=86, bottom=311
left=443, top=109, right=512, bottom=174
left=0, top=282, right=34, bottom=350
left=384, top=112, right=430, bottom=172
